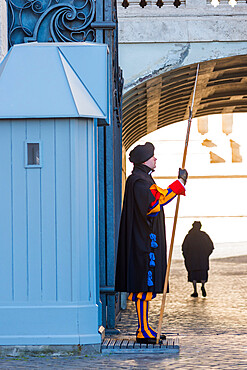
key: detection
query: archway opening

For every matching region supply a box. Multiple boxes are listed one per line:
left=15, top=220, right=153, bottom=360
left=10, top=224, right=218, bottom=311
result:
left=121, top=55, right=247, bottom=259
left=125, top=114, right=247, bottom=260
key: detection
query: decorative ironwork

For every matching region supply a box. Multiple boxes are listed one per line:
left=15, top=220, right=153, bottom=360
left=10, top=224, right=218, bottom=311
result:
left=121, top=0, right=129, bottom=8
left=173, top=0, right=181, bottom=7
left=156, top=0, right=164, bottom=7
left=139, top=0, right=147, bottom=7
left=7, top=0, right=96, bottom=47
left=112, top=4, right=124, bottom=128
left=121, top=0, right=182, bottom=7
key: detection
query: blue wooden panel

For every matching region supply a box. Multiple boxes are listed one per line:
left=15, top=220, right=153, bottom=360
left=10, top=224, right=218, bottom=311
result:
left=70, top=118, right=98, bottom=305
left=78, top=119, right=90, bottom=302
left=59, top=46, right=108, bottom=118
left=98, top=126, right=107, bottom=327
left=12, top=120, right=28, bottom=301
left=0, top=116, right=100, bottom=344
left=77, top=304, right=99, bottom=338
left=0, top=121, right=13, bottom=301
left=55, top=119, right=72, bottom=302
left=93, top=118, right=101, bottom=323
left=0, top=45, right=108, bottom=122
left=86, top=118, right=97, bottom=303
left=0, top=46, right=79, bottom=119
left=40, top=119, right=57, bottom=301
left=26, top=120, right=42, bottom=301
left=0, top=304, right=100, bottom=345
left=69, top=119, right=80, bottom=303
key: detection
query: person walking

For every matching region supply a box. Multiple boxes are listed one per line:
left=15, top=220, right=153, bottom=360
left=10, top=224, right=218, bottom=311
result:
left=182, top=221, right=214, bottom=298
left=115, top=142, right=188, bottom=344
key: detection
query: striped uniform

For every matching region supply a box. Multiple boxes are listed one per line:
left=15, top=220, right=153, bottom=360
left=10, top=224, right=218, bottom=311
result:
left=128, top=180, right=185, bottom=339
left=128, top=292, right=157, bottom=339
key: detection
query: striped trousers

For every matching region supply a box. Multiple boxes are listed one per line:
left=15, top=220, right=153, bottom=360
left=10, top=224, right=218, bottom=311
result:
left=128, top=292, right=158, bottom=339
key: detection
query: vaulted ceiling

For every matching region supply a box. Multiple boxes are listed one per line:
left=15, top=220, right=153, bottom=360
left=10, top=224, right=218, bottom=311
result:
left=122, top=54, right=247, bottom=150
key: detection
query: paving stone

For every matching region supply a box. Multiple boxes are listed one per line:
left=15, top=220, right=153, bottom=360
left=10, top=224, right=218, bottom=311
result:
left=0, top=256, right=246, bottom=369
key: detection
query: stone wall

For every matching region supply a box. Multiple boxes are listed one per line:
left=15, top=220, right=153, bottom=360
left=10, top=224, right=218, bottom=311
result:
left=0, top=0, right=7, bottom=61
left=117, top=0, right=247, bottom=90
left=118, top=0, right=247, bottom=43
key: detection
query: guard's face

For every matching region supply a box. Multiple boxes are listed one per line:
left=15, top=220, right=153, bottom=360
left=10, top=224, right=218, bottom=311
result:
left=144, top=155, right=157, bottom=170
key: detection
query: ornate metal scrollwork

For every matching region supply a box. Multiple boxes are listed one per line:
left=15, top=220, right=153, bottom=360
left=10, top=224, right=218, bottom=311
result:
left=7, top=0, right=96, bottom=47
left=112, top=5, right=124, bottom=128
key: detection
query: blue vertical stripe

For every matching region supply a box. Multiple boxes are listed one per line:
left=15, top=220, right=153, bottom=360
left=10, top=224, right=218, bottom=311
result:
left=54, top=120, right=58, bottom=301
left=140, top=300, right=149, bottom=338
left=39, top=119, right=43, bottom=300
left=87, top=120, right=91, bottom=301
left=146, top=301, right=149, bottom=328
left=25, top=120, right=29, bottom=299
left=11, top=121, right=14, bottom=301
left=146, top=301, right=157, bottom=337
left=41, top=119, right=57, bottom=302
left=26, top=119, right=42, bottom=301
left=69, top=119, right=73, bottom=301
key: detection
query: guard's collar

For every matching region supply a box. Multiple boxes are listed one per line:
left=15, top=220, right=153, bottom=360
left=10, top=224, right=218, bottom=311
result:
left=133, top=163, right=154, bottom=175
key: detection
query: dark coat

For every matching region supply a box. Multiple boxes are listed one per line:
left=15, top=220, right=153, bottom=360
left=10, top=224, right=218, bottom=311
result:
left=115, top=164, right=168, bottom=293
left=182, top=228, right=214, bottom=272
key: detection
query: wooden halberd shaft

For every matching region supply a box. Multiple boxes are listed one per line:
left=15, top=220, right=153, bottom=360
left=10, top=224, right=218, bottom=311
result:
left=156, top=63, right=200, bottom=344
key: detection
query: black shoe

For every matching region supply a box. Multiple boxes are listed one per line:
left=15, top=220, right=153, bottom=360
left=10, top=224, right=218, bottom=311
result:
left=136, top=337, right=163, bottom=345
left=191, top=292, right=198, bottom=297
left=201, top=286, right=207, bottom=297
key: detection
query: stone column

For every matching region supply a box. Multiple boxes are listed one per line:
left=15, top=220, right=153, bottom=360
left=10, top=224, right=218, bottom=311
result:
left=0, top=0, right=8, bottom=61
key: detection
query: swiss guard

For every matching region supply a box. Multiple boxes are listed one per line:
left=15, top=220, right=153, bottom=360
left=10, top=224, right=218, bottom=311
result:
left=115, top=142, right=188, bottom=344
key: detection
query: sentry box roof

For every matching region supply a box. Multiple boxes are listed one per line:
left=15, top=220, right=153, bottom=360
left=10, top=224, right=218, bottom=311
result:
left=0, top=42, right=109, bottom=123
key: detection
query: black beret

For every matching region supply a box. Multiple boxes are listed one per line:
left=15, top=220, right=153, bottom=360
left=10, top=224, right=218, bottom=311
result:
left=129, top=142, right=155, bottom=164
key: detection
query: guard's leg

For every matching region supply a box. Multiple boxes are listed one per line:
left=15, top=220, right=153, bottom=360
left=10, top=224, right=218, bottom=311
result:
left=128, top=292, right=165, bottom=340
left=191, top=280, right=198, bottom=297
left=128, top=293, right=156, bottom=339
left=128, top=293, right=164, bottom=343
left=135, top=299, right=156, bottom=339
left=201, top=280, right=207, bottom=297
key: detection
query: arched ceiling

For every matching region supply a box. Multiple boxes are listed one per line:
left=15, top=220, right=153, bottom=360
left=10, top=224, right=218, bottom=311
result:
left=122, top=54, right=247, bottom=150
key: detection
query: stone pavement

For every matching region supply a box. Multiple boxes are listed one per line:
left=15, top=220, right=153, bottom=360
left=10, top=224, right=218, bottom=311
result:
left=0, top=255, right=247, bottom=369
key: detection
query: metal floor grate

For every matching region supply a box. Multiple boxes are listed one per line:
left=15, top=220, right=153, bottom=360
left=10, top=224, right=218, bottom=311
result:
left=101, top=336, right=179, bottom=354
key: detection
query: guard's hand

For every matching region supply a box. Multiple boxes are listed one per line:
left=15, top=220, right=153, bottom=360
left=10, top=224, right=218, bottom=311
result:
left=178, top=168, right=188, bottom=185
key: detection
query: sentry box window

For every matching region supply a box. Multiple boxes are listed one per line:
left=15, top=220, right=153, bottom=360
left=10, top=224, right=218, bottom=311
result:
left=25, top=142, right=42, bottom=168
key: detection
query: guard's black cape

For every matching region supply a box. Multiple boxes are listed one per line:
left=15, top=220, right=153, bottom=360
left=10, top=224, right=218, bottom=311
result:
left=182, top=228, right=214, bottom=272
left=115, top=164, right=168, bottom=293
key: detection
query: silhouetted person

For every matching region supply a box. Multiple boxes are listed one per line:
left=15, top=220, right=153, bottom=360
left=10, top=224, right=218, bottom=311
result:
left=182, top=221, right=214, bottom=297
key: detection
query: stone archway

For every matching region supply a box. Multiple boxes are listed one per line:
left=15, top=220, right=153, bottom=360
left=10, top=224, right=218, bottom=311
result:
left=122, top=55, right=247, bottom=151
